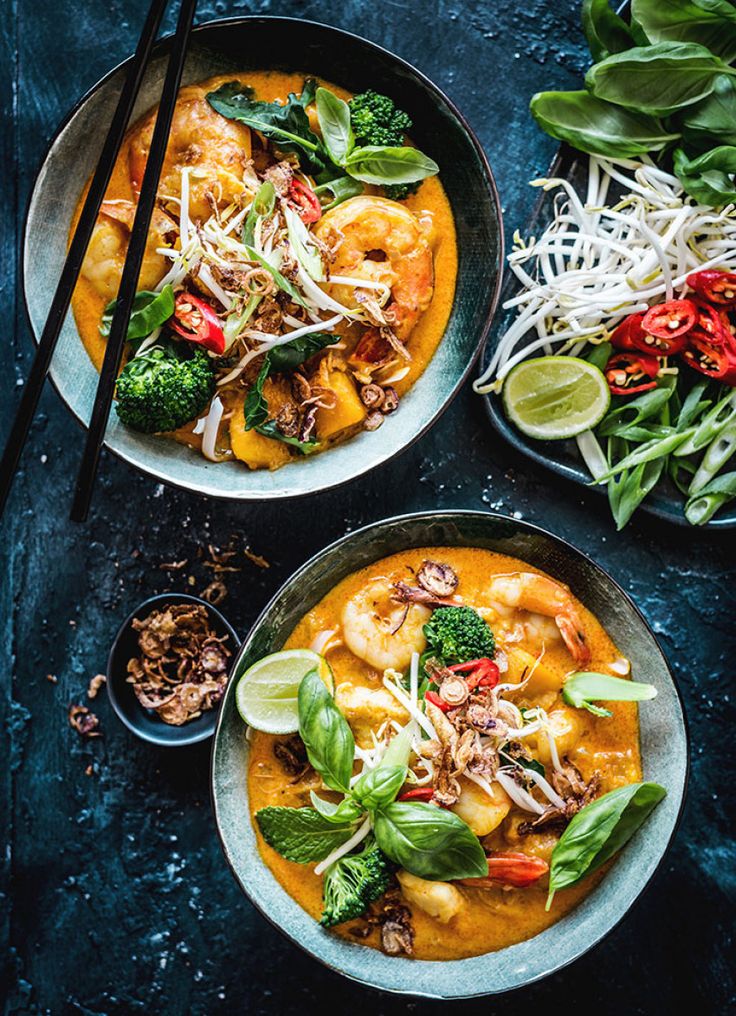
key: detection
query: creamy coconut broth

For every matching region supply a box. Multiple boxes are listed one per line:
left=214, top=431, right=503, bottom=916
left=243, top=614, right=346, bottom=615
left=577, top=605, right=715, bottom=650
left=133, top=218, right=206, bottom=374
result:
left=70, top=72, right=457, bottom=469
left=246, top=547, right=646, bottom=960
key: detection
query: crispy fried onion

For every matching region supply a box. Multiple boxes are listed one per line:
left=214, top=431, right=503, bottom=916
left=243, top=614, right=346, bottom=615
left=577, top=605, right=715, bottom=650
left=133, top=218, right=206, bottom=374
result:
left=417, top=686, right=501, bottom=806
left=349, top=891, right=414, bottom=957
left=126, top=603, right=231, bottom=726
left=518, top=758, right=601, bottom=833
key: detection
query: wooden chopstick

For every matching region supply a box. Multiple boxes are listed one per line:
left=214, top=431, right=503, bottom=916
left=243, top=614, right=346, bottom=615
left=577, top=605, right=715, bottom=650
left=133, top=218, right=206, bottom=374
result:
left=0, top=0, right=169, bottom=520
left=70, top=0, right=198, bottom=522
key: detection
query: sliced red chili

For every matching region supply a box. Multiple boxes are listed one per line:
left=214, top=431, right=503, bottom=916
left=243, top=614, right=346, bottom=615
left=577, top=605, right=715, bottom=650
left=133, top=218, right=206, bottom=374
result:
left=397, top=787, right=435, bottom=802
left=691, top=301, right=730, bottom=346
left=605, top=351, right=660, bottom=395
left=687, top=269, right=736, bottom=306
left=289, top=179, right=322, bottom=223
left=171, top=292, right=226, bottom=355
left=611, top=313, right=646, bottom=352
left=448, top=657, right=500, bottom=690
left=458, top=852, right=549, bottom=889
left=640, top=299, right=697, bottom=351
left=682, top=334, right=736, bottom=385
left=424, top=690, right=451, bottom=712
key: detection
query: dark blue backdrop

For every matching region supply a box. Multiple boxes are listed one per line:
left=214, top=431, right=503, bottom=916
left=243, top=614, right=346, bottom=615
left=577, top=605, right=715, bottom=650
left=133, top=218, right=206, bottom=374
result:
left=2, top=1, right=733, bottom=1012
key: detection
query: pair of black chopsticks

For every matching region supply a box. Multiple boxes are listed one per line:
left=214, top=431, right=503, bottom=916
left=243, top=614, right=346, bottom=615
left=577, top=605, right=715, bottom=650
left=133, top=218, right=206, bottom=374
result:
left=0, top=0, right=197, bottom=523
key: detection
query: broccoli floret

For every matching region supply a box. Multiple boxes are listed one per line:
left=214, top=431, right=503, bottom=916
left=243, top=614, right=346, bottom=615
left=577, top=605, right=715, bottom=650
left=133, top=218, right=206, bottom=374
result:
left=320, top=839, right=392, bottom=927
left=115, top=342, right=214, bottom=433
left=349, top=90, right=412, bottom=148
left=383, top=181, right=421, bottom=202
left=423, top=606, right=495, bottom=665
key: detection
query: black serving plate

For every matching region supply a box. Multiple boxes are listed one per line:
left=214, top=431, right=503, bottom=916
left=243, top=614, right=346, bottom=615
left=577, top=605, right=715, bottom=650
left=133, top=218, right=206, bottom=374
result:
left=107, top=593, right=240, bottom=747
left=479, top=145, right=736, bottom=530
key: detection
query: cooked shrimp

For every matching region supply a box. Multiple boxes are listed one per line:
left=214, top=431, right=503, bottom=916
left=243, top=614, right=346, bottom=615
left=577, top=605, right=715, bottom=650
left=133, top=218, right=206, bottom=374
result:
left=314, top=195, right=434, bottom=341
left=341, top=577, right=430, bottom=670
left=80, top=201, right=176, bottom=301
left=128, top=83, right=252, bottom=222
left=485, top=573, right=591, bottom=665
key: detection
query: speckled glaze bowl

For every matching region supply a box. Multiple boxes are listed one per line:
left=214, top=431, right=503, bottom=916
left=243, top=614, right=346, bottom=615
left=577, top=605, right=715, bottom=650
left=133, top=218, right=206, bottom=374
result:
left=211, top=511, right=688, bottom=997
left=22, top=17, right=503, bottom=501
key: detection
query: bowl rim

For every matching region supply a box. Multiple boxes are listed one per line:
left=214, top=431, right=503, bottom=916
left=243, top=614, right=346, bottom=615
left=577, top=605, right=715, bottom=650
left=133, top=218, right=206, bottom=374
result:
left=106, top=590, right=240, bottom=746
left=21, top=14, right=505, bottom=503
left=209, top=509, right=689, bottom=996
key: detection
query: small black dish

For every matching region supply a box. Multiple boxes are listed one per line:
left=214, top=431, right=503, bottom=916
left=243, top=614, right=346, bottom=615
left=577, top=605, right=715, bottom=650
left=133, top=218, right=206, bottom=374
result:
left=107, top=592, right=240, bottom=747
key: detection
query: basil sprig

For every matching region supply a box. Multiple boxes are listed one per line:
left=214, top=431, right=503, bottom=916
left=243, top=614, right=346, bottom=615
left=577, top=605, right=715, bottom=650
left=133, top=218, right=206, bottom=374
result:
left=373, top=802, right=487, bottom=880
left=206, top=79, right=329, bottom=175
left=562, top=672, right=658, bottom=717
left=298, top=670, right=355, bottom=793
left=100, top=285, right=175, bottom=347
left=255, top=671, right=487, bottom=882
left=242, top=332, right=336, bottom=453
left=531, top=1, right=736, bottom=205
left=547, top=782, right=666, bottom=908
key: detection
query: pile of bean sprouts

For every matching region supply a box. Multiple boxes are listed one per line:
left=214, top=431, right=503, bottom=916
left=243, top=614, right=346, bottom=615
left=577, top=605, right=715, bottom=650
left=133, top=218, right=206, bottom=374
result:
left=474, top=155, right=736, bottom=395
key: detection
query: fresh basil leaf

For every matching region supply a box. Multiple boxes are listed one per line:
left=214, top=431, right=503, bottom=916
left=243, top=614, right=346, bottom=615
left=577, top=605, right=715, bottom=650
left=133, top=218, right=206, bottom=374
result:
left=344, top=145, right=439, bottom=185
left=206, top=80, right=329, bottom=174
left=372, top=801, right=487, bottom=880
left=298, top=670, right=355, bottom=794
left=563, top=672, right=658, bottom=716
left=679, top=76, right=736, bottom=148
left=585, top=341, right=613, bottom=372
left=547, top=782, right=666, bottom=908
left=267, top=332, right=337, bottom=373
left=314, top=174, right=364, bottom=210
left=244, top=245, right=310, bottom=309
left=631, top=0, right=736, bottom=62
left=255, top=420, right=321, bottom=455
left=243, top=358, right=270, bottom=430
left=310, top=792, right=365, bottom=824
left=242, top=180, right=276, bottom=247
left=316, top=87, right=354, bottom=166
left=255, top=805, right=358, bottom=862
left=100, top=285, right=175, bottom=344
left=530, top=91, right=679, bottom=158
left=352, top=764, right=407, bottom=811
left=583, top=0, right=636, bottom=61
left=585, top=41, right=729, bottom=116
left=674, top=145, right=736, bottom=205
left=244, top=332, right=337, bottom=430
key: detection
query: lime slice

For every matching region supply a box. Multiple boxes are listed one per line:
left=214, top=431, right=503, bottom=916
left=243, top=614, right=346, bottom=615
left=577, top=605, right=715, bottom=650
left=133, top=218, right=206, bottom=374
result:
left=502, top=356, right=610, bottom=440
left=235, top=649, right=333, bottom=734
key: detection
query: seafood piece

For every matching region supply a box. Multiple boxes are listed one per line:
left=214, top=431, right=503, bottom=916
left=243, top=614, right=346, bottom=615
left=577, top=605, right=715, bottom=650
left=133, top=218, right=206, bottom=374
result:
left=531, top=708, right=583, bottom=765
left=451, top=777, right=511, bottom=837
left=334, top=682, right=409, bottom=748
left=396, top=870, right=464, bottom=924
left=128, top=83, right=252, bottom=222
left=486, top=572, right=591, bottom=665
left=341, top=577, right=430, bottom=670
left=80, top=201, right=176, bottom=301
left=314, top=195, right=434, bottom=341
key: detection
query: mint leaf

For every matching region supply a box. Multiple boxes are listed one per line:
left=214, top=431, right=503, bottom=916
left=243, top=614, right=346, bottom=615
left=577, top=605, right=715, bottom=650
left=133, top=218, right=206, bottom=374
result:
left=255, top=806, right=358, bottom=862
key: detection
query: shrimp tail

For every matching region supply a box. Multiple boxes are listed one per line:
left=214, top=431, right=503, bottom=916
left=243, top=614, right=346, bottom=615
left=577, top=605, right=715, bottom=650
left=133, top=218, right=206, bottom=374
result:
left=556, top=615, right=591, bottom=666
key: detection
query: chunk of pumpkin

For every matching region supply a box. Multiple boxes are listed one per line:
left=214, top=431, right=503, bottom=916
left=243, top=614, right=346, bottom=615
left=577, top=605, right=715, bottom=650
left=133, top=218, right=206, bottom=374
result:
left=504, top=646, right=561, bottom=695
left=229, top=378, right=292, bottom=470
left=315, top=370, right=366, bottom=440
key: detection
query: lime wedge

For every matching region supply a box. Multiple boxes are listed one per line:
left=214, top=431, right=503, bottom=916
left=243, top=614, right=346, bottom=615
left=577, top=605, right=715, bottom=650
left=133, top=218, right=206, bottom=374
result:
left=502, top=356, right=610, bottom=440
left=235, top=648, right=333, bottom=734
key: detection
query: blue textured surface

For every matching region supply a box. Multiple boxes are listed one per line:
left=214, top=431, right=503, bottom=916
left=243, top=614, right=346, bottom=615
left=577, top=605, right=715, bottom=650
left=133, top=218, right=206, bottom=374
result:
left=2, top=1, right=734, bottom=1013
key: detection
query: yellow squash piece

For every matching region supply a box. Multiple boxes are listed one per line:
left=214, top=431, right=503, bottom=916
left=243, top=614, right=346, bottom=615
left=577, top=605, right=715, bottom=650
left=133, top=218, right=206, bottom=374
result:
left=505, top=646, right=562, bottom=695
left=229, top=378, right=293, bottom=470
left=315, top=370, right=366, bottom=440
